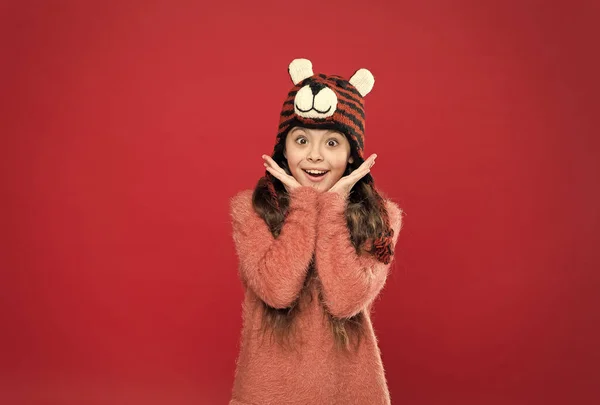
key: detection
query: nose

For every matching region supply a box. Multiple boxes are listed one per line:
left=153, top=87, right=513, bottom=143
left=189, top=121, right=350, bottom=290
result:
left=309, top=81, right=327, bottom=96
left=307, top=142, right=323, bottom=162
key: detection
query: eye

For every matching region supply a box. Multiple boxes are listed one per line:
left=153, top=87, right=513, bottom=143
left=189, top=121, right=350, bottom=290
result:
left=295, top=136, right=307, bottom=145
left=327, top=139, right=339, bottom=147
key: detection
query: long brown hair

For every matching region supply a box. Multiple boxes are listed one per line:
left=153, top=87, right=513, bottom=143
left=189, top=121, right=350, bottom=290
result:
left=252, top=134, right=395, bottom=353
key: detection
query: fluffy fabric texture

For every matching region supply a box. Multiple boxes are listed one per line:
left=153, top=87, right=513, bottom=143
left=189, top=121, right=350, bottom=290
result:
left=229, top=186, right=403, bottom=405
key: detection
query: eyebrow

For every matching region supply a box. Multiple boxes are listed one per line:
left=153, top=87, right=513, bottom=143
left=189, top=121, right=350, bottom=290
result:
left=291, top=129, right=341, bottom=136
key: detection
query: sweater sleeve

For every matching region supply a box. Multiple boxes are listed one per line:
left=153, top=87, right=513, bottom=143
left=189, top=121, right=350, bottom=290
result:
left=229, top=186, right=319, bottom=309
left=315, top=191, right=403, bottom=319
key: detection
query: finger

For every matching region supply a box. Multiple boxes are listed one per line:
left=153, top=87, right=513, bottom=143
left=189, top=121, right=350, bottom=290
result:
left=263, top=155, right=280, bottom=169
left=355, top=156, right=375, bottom=173
left=263, top=158, right=281, bottom=176
left=263, top=156, right=298, bottom=185
left=354, top=160, right=373, bottom=177
left=348, top=164, right=371, bottom=183
left=264, top=166, right=284, bottom=183
left=263, top=155, right=287, bottom=175
left=365, top=154, right=377, bottom=168
left=334, top=156, right=375, bottom=191
left=337, top=169, right=367, bottom=190
left=265, top=166, right=295, bottom=189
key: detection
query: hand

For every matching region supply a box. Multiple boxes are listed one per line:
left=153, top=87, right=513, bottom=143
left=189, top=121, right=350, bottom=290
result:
left=262, top=155, right=302, bottom=193
left=327, top=154, right=377, bottom=199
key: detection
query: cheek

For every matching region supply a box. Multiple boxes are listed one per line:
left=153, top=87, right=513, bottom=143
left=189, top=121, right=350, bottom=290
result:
left=326, top=159, right=348, bottom=183
left=330, top=156, right=349, bottom=173
left=285, top=153, right=302, bottom=171
left=284, top=146, right=297, bottom=163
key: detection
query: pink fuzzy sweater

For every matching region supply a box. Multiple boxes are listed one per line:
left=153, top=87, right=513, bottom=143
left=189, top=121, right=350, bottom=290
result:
left=229, top=186, right=403, bottom=405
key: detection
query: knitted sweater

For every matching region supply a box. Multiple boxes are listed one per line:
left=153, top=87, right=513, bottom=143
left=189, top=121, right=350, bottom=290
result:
left=228, top=186, right=403, bottom=405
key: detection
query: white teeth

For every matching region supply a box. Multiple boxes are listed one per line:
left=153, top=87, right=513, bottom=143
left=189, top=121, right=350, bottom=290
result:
left=305, top=169, right=327, bottom=175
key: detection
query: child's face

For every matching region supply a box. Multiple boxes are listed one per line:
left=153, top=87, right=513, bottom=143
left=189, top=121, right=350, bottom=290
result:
left=284, top=127, right=353, bottom=192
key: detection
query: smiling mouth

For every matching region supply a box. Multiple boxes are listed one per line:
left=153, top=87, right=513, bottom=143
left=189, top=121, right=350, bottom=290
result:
left=303, top=169, right=329, bottom=181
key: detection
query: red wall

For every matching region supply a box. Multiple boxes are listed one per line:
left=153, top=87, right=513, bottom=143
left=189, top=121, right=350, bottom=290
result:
left=1, top=1, right=598, bottom=404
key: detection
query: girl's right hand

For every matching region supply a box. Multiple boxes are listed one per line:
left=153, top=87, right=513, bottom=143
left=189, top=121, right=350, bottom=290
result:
left=262, top=155, right=302, bottom=193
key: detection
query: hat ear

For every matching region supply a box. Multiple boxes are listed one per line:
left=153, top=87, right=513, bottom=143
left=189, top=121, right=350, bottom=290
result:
left=349, top=68, right=375, bottom=96
left=289, top=58, right=314, bottom=85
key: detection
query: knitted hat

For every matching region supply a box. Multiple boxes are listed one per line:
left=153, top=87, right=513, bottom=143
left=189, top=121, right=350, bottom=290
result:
left=273, top=58, right=375, bottom=163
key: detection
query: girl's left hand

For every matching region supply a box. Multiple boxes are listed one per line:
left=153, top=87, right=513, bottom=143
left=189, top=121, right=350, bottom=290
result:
left=327, top=154, right=377, bottom=199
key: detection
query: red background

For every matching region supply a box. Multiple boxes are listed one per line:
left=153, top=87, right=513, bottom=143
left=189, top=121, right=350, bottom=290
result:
left=1, top=1, right=599, bottom=404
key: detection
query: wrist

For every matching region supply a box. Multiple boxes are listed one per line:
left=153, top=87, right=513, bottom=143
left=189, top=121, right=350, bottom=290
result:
left=289, top=186, right=320, bottom=206
left=319, top=190, right=348, bottom=212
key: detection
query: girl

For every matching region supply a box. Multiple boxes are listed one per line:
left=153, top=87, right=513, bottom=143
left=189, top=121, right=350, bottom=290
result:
left=229, top=59, right=403, bottom=405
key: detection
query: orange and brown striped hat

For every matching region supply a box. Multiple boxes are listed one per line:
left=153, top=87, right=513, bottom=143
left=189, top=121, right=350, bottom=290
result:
left=274, top=58, right=375, bottom=161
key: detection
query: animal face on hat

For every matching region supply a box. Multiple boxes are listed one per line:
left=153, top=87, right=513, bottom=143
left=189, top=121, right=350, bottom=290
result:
left=276, top=59, right=375, bottom=160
